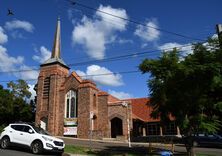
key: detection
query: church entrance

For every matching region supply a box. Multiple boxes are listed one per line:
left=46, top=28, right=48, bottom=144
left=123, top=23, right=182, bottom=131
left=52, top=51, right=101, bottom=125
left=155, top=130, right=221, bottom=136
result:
left=111, top=117, right=123, bottom=138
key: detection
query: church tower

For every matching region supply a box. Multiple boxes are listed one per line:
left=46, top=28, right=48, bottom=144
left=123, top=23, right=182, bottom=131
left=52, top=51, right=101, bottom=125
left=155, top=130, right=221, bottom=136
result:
left=35, top=18, right=70, bottom=135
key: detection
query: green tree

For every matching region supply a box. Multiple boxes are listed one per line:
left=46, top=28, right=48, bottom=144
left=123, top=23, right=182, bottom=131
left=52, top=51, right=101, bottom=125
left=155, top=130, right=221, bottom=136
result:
left=0, top=85, right=14, bottom=125
left=139, top=38, right=222, bottom=156
left=7, top=79, right=31, bottom=99
left=0, top=80, right=35, bottom=127
left=7, top=80, right=34, bottom=123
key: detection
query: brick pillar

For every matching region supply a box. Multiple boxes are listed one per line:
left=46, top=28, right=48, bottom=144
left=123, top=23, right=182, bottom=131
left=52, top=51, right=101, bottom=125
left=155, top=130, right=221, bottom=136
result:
left=77, top=87, right=91, bottom=138
left=98, top=94, right=109, bottom=138
left=35, top=76, right=44, bottom=125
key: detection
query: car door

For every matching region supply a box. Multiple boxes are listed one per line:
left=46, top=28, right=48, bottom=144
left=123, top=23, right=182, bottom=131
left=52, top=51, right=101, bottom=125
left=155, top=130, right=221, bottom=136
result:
left=206, top=134, right=219, bottom=146
left=10, top=125, right=25, bottom=144
left=19, top=125, right=35, bottom=146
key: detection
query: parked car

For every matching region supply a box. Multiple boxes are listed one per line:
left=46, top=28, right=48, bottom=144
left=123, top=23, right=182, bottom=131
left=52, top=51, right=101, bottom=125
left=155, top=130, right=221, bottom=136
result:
left=191, top=133, right=222, bottom=147
left=0, top=123, right=65, bottom=155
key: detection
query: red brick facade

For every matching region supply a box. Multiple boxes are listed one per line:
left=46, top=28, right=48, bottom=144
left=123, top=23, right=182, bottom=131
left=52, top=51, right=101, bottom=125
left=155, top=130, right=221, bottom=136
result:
left=35, top=19, right=179, bottom=140
left=35, top=68, right=110, bottom=138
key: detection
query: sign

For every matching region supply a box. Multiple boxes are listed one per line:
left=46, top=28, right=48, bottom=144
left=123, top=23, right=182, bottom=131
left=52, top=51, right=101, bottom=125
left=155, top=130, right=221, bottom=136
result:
left=64, top=118, right=77, bottom=126
left=64, top=127, right=77, bottom=135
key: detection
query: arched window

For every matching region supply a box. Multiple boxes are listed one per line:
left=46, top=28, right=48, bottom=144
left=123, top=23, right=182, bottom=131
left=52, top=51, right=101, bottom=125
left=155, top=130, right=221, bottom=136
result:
left=65, top=90, right=77, bottom=118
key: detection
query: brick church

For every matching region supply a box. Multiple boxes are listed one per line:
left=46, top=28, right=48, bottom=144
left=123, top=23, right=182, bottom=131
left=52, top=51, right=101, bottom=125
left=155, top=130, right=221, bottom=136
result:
left=35, top=19, right=180, bottom=140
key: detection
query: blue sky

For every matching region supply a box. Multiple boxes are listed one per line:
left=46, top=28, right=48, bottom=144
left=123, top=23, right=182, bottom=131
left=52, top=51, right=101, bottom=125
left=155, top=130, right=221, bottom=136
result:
left=0, top=0, right=221, bottom=99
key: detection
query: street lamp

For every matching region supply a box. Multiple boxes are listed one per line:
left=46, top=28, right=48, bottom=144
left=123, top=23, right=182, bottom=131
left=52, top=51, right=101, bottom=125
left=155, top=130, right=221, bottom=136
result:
left=122, top=101, right=131, bottom=148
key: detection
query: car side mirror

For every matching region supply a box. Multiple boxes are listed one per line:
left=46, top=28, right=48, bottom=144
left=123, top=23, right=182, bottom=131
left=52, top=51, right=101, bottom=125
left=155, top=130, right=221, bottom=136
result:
left=29, top=129, right=34, bottom=134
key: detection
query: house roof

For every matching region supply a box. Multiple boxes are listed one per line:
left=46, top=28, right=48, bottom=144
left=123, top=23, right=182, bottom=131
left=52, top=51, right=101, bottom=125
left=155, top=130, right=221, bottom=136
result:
left=108, top=94, right=120, bottom=103
left=128, top=98, right=160, bottom=122
left=108, top=96, right=159, bottom=122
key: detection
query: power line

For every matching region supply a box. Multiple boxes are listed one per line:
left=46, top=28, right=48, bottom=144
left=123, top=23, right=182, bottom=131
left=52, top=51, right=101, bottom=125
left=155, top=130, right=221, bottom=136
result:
left=0, top=70, right=140, bottom=83
left=0, top=43, right=195, bottom=74
left=66, top=0, right=205, bottom=42
left=0, top=41, right=218, bottom=74
left=0, top=41, right=219, bottom=83
left=63, top=3, right=175, bottom=43
left=0, top=38, right=218, bottom=75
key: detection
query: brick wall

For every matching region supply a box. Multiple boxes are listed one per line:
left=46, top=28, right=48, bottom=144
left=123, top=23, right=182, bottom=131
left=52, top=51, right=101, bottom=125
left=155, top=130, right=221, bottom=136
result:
left=36, top=66, right=111, bottom=139
left=35, top=63, right=69, bottom=135
left=97, top=94, right=109, bottom=138
left=108, top=103, right=132, bottom=140
left=77, top=87, right=91, bottom=138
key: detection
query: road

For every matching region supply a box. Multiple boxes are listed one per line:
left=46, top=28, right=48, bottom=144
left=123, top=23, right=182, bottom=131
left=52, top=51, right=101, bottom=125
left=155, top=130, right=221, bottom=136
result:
left=1, top=137, right=222, bottom=155
left=61, top=137, right=222, bottom=156
left=0, top=146, right=60, bottom=156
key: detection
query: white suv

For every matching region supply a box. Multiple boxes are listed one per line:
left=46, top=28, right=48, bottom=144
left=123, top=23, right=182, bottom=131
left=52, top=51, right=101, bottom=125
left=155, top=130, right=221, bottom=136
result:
left=0, top=123, right=65, bottom=155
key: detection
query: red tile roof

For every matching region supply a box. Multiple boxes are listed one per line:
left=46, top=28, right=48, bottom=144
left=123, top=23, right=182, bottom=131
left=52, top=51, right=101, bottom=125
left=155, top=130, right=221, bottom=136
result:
left=128, top=98, right=160, bottom=122
left=108, top=94, right=120, bottom=103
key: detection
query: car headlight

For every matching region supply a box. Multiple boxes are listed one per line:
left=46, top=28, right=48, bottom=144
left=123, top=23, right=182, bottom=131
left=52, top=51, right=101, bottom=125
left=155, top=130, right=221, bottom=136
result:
left=42, top=136, right=53, bottom=142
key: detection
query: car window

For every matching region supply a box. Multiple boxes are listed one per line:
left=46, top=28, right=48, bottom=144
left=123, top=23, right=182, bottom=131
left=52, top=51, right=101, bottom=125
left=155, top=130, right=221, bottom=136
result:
left=32, top=126, right=50, bottom=135
left=208, top=134, right=214, bottom=138
left=198, top=134, right=205, bottom=137
left=23, top=126, right=33, bottom=133
left=11, top=125, right=24, bottom=131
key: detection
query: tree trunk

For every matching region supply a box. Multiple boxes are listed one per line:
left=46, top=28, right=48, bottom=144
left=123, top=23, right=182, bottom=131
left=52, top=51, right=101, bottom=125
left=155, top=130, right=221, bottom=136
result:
left=186, top=145, right=195, bottom=156
left=185, top=135, right=196, bottom=156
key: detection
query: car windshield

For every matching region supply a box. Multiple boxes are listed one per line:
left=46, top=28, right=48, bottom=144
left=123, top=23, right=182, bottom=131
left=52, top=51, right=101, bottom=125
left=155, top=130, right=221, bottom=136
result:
left=32, top=126, right=50, bottom=135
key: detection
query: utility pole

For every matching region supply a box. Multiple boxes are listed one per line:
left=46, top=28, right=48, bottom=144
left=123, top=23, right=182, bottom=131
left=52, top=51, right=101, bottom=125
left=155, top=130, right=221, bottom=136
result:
left=89, top=111, right=93, bottom=151
left=216, top=24, right=222, bottom=48
left=122, top=101, right=131, bottom=148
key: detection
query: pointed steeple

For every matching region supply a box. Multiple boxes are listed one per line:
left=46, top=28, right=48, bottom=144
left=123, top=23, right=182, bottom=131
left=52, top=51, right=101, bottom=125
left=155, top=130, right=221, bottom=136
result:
left=41, top=18, right=69, bottom=69
left=51, top=17, right=61, bottom=59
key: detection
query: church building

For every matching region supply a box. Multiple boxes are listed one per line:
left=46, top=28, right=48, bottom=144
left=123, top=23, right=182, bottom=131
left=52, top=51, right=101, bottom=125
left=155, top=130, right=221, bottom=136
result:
left=35, top=19, right=180, bottom=140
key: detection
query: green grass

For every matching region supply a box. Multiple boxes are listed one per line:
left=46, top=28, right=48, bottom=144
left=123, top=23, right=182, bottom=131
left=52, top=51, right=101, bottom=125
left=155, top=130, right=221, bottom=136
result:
left=64, top=145, right=216, bottom=156
left=64, top=145, right=161, bottom=156
left=64, top=145, right=145, bottom=156
left=64, top=145, right=90, bottom=155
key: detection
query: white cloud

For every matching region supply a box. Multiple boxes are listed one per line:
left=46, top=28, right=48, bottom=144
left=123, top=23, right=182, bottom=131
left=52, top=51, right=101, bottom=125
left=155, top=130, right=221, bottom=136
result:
left=28, top=84, right=36, bottom=100
left=0, top=26, right=8, bottom=44
left=5, top=20, right=34, bottom=32
left=32, top=46, right=51, bottom=63
left=96, top=5, right=128, bottom=31
left=11, top=30, right=25, bottom=39
left=67, top=9, right=76, bottom=25
left=117, top=38, right=133, bottom=44
left=134, top=19, right=160, bottom=41
left=0, top=45, right=39, bottom=80
left=75, top=70, right=86, bottom=77
left=108, top=89, right=133, bottom=99
left=158, top=42, right=193, bottom=56
left=18, top=65, right=39, bottom=80
left=72, top=5, right=128, bottom=60
left=0, top=45, right=24, bottom=72
left=76, top=65, right=124, bottom=86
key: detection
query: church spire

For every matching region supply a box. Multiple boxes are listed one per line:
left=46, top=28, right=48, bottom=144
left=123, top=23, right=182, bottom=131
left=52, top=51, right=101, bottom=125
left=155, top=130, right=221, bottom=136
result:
left=41, top=18, right=69, bottom=69
left=51, top=17, right=61, bottom=59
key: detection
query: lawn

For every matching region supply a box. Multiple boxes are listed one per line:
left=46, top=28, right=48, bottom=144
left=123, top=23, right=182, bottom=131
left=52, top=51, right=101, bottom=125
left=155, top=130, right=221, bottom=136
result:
left=64, top=145, right=157, bottom=156
left=64, top=145, right=216, bottom=156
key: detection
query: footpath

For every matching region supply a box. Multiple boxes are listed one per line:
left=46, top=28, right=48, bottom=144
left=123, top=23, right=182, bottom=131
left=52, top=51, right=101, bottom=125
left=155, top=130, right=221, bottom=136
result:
left=59, top=137, right=179, bottom=156
left=60, top=137, right=222, bottom=156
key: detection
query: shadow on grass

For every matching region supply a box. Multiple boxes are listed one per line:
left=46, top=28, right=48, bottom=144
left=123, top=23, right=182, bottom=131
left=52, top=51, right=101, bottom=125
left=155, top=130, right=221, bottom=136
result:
left=66, top=144, right=187, bottom=156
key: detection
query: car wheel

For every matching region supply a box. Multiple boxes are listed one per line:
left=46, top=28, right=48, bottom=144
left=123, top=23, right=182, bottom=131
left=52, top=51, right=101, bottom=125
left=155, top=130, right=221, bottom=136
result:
left=31, top=141, right=43, bottom=154
left=0, top=136, right=10, bottom=149
left=193, top=141, right=198, bottom=147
